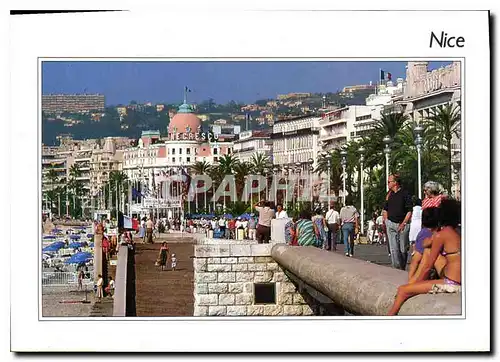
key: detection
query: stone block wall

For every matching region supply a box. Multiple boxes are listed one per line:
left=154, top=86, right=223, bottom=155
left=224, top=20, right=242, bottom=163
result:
left=193, top=241, right=314, bottom=316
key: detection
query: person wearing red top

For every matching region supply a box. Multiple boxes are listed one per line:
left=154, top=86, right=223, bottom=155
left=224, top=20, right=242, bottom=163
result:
left=228, top=219, right=237, bottom=239
left=421, top=181, right=446, bottom=210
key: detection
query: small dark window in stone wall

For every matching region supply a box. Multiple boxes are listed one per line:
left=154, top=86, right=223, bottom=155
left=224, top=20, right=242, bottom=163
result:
left=254, top=283, right=276, bottom=304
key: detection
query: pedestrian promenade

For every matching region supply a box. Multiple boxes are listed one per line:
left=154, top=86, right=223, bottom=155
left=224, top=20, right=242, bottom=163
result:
left=134, top=237, right=195, bottom=317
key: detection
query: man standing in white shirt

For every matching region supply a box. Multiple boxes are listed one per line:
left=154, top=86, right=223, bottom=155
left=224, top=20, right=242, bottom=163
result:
left=275, top=204, right=288, bottom=219
left=325, top=203, right=340, bottom=251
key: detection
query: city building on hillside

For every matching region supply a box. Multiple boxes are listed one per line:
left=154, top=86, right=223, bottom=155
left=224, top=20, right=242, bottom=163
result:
left=277, top=92, right=311, bottom=100
left=116, top=106, right=128, bottom=116
left=42, top=93, right=105, bottom=113
left=233, top=130, right=272, bottom=164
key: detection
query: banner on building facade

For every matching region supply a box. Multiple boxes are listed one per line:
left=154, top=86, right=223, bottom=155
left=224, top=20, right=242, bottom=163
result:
left=143, top=198, right=182, bottom=208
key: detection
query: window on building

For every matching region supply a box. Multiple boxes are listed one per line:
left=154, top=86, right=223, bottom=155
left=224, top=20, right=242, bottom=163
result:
left=172, top=157, right=176, bottom=163
left=186, top=148, right=190, bottom=155
left=171, top=148, right=176, bottom=155
left=214, top=148, right=218, bottom=155
left=214, top=157, right=218, bottom=162
left=179, top=148, right=182, bottom=155
left=187, top=157, right=191, bottom=163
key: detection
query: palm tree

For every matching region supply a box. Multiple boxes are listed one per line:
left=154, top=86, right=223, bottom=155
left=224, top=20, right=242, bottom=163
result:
left=315, top=149, right=343, bottom=199
left=190, top=161, right=211, bottom=175
left=233, top=161, right=253, bottom=199
left=45, top=168, right=59, bottom=214
left=66, top=165, right=85, bottom=218
left=107, top=170, right=128, bottom=218
left=249, top=153, right=271, bottom=175
left=424, top=104, right=461, bottom=193
left=190, top=161, right=212, bottom=212
left=373, top=111, right=409, bottom=143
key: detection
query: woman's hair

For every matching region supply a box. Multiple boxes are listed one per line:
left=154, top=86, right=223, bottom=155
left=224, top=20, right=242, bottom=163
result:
left=412, top=196, right=422, bottom=207
left=424, top=181, right=441, bottom=196
left=299, top=210, right=311, bottom=220
left=314, top=208, right=323, bottom=215
left=438, top=199, right=461, bottom=228
left=421, top=207, right=440, bottom=229
left=390, top=173, right=401, bottom=185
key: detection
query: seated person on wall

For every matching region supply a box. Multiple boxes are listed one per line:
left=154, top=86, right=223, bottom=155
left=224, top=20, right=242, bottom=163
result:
left=407, top=208, right=447, bottom=284
left=388, top=199, right=461, bottom=316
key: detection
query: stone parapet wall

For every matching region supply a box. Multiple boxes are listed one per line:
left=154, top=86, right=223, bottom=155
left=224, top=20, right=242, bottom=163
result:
left=193, top=241, right=313, bottom=316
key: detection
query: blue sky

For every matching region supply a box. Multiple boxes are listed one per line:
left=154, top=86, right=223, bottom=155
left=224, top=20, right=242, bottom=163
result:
left=42, top=61, right=451, bottom=106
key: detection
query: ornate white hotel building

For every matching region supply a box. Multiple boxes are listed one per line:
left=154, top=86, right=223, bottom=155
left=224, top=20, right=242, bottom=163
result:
left=121, top=101, right=234, bottom=216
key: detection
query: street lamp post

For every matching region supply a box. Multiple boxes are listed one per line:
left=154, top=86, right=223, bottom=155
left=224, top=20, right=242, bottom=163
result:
left=383, top=135, right=392, bottom=192
left=358, top=146, right=365, bottom=235
left=295, top=162, right=302, bottom=209
left=308, top=158, right=314, bottom=208
left=340, top=148, right=347, bottom=206
left=283, top=166, right=288, bottom=210
left=414, top=125, right=424, bottom=199
left=320, top=150, right=330, bottom=210
left=273, top=167, right=279, bottom=204
left=295, top=166, right=302, bottom=211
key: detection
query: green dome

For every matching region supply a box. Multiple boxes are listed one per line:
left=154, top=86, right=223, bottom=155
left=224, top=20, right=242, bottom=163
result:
left=178, top=102, right=193, bottom=114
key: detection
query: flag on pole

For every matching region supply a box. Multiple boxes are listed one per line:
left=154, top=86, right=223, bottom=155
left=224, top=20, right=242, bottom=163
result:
left=380, top=69, right=385, bottom=81
left=181, top=168, right=192, bottom=196
left=387, top=72, right=392, bottom=81
left=185, top=86, right=192, bottom=93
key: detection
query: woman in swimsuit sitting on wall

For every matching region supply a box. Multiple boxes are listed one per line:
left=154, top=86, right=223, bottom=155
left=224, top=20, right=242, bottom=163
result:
left=388, top=199, right=461, bottom=315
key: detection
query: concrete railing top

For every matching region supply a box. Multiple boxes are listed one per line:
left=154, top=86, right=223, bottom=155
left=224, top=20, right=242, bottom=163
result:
left=271, top=244, right=462, bottom=316
left=112, top=245, right=129, bottom=317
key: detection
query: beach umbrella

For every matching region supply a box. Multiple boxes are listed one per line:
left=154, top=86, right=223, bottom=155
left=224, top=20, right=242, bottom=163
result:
left=65, top=252, right=93, bottom=264
left=68, top=242, right=84, bottom=249
left=89, top=242, right=94, bottom=247
left=223, top=214, right=233, bottom=219
left=43, top=235, right=56, bottom=240
left=42, top=241, right=65, bottom=252
left=51, top=228, right=62, bottom=233
left=87, top=234, right=94, bottom=238
left=69, top=234, right=81, bottom=240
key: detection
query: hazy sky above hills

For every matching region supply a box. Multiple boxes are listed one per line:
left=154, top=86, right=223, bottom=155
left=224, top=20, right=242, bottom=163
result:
left=42, top=61, right=452, bottom=106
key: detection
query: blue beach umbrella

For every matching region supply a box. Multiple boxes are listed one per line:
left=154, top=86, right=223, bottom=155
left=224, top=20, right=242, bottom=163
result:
left=51, top=228, right=62, bottom=233
left=43, top=235, right=56, bottom=240
left=68, top=242, right=84, bottom=249
left=42, top=241, right=66, bottom=252
left=223, top=214, right=233, bottom=219
left=87, top=233, right=94, bottom=238
left=89, top=242, right=94, bottom=247
left=65, top=252, right=93, bottom=264
left=69, top=234, right=81, bottom=240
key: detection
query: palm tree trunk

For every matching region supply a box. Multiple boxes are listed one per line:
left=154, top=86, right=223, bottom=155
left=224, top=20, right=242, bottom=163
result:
left=447, top=138, right=452, bottom=194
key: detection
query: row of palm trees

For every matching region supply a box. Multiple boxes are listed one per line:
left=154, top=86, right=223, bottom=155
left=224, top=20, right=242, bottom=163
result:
left=43, top=104, right=460, bottom=219
left=189, top=104, right=460, bottom=217
left=315, top=104, right=460, bottom=214
left=43, top=163, right=130, bottom=219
